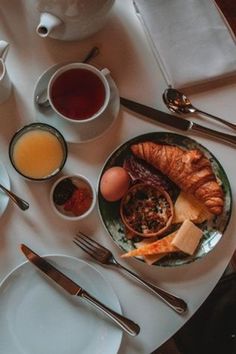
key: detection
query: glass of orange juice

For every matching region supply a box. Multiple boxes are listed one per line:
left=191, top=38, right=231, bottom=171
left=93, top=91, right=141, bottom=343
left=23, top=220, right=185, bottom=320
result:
left=9, top=123, right=68, bottom=181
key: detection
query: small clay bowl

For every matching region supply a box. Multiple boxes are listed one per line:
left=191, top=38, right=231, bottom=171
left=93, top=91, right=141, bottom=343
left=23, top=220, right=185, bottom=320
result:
left=120, top=183, right=173, bottom=237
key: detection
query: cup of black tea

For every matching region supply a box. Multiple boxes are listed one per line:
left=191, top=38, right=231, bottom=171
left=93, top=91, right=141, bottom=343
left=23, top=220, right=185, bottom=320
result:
left=47, top=63, right=110, bottom=124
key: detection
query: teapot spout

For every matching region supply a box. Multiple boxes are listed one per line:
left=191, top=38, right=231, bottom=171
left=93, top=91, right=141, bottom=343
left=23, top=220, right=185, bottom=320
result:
left=36, top=12, right=63, bottom=38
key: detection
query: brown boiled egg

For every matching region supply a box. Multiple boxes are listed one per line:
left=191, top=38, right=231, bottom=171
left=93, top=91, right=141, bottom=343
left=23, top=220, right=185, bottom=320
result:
left=100, top=166, right=130, bottom=202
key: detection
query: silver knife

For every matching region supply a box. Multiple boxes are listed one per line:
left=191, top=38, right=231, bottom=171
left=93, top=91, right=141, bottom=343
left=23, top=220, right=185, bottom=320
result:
left=20, top=244, right=140, bottom=336
left=120, top=97, right=236, bottom=147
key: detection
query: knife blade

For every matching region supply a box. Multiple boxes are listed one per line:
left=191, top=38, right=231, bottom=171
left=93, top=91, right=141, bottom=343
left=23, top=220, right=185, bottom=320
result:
left=20, top=244, right=140, bottom=336
left=120, top=97, right=236, bottom=147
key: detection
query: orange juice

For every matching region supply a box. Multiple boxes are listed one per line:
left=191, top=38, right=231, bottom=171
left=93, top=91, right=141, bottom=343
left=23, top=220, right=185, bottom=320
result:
left=12, top=129, right=65, bottom=179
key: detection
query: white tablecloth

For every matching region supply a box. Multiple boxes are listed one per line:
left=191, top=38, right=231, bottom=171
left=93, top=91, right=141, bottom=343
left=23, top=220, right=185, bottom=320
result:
left=0, top=1, right=235, bottom=353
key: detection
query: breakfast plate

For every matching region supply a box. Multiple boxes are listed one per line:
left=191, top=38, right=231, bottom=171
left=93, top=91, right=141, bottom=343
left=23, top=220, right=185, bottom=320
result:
left=0, top=255, right=122, bottom=354
left=33, top=63, right=120, bottom=144
left=98, top=132, right=232, bottom=267
left=0, top=161, right=10, bottom=216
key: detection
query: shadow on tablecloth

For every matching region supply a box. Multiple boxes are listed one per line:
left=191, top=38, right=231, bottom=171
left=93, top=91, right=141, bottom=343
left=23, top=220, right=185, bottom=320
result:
left=152, top=271, right=236, bottom=354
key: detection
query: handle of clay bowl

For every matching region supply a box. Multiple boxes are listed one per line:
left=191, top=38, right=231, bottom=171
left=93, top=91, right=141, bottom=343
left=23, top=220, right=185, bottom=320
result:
left=101, top=68, right=110, bottom=77
left=0, top=41, right=9, bottom=61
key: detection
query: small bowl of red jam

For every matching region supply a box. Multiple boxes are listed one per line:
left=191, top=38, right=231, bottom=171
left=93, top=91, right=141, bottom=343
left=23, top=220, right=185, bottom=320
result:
left=50, top=174, right=96, bottom=220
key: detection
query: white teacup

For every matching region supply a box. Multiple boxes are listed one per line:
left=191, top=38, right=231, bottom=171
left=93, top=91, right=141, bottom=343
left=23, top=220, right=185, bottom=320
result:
left=46, top=63, right=110, bottom=124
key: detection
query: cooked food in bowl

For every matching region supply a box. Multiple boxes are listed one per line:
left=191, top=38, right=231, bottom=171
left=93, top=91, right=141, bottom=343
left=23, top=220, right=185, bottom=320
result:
left=120, top=183, right=174, bottom=237
left=51, top=175, right=96, bottom=220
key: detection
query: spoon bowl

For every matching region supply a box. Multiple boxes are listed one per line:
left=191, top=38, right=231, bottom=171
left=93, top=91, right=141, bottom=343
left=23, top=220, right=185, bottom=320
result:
left=163, top=87, right=236, bottom=131
left=163, top=88, right=196, bottom=114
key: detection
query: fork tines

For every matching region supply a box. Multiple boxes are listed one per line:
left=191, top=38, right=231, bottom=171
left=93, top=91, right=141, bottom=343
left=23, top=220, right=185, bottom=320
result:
left=73, top=231, right=106, bottom=261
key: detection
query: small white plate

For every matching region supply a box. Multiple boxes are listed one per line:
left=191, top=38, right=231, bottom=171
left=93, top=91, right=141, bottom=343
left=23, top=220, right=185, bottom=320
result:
left=0, top=255, right=122, bottom=354
left=0, top=161, right=10, bottom=216
left=33, top=63, right=120, bottom=143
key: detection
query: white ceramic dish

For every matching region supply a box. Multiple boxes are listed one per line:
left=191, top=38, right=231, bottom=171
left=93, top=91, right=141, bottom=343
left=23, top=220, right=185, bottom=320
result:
left=0, top=161, right=10, bottom=216
left=0, top=255, right=122, bottom=354
left=50, top=174, right=96, bottom=220
left=33, top=62, right=120, bottom=143
left=35, top=0, right=115, bottom=41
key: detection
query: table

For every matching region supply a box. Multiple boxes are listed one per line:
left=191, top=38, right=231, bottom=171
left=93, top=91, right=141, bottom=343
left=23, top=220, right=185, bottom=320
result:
left=0, top=1, right=236, bottom=353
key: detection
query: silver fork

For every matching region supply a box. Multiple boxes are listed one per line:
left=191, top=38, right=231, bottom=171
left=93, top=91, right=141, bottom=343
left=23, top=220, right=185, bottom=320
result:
left=73, top=232, right=187, bottom=314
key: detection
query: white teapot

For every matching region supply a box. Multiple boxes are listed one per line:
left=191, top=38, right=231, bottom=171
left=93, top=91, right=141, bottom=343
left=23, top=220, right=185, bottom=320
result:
left=35, top=0, right=115, bottom=41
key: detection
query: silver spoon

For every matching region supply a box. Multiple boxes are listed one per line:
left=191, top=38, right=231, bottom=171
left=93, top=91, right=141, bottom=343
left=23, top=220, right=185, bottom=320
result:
left=36, top=46, right=100, bottom=108
left=0, top=183, right=29, bottom=210
left=163, top=87, right=236, bottom=131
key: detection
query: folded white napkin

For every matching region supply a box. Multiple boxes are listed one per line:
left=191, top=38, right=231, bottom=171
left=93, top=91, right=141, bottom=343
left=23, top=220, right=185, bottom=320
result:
left=134, top=0, right=236, bottom=88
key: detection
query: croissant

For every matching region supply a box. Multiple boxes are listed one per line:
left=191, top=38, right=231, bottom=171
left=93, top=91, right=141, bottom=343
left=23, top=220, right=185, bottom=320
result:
left=131, top=142, right=224, bottom=215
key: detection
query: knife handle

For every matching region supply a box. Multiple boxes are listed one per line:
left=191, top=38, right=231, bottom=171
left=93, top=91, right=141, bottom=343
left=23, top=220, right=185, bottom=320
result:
left=192, top=122, right=236, bottom=146
left=80, top=290, right=140, bottom=336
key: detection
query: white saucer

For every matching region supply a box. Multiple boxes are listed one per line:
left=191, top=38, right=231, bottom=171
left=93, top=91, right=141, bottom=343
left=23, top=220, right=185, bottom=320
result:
left=33, top=63, right=120, bottom=144
left=0, top=255, right=122, bottom=354
left=0, top=161, right=10, bottom=216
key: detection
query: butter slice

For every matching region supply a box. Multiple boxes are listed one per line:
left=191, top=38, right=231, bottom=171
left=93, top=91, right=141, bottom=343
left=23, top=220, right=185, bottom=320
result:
left=172, top=191, right=213, bottom=224
left=171, top=219, right=203, bottom=255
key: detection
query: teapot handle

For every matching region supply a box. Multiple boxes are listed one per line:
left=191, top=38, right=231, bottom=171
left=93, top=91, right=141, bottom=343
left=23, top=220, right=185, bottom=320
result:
left=0, top=41, right=9, bottom=61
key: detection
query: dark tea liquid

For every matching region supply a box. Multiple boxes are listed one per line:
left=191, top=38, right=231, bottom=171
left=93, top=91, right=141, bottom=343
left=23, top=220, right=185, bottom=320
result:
left=51, top=68, right=106, bottom=120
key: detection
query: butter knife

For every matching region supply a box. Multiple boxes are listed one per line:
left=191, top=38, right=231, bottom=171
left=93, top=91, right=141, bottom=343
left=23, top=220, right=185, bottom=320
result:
left=120, top=97, right=236, bottom=147
left=20, top=244, right=140, bottom=336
